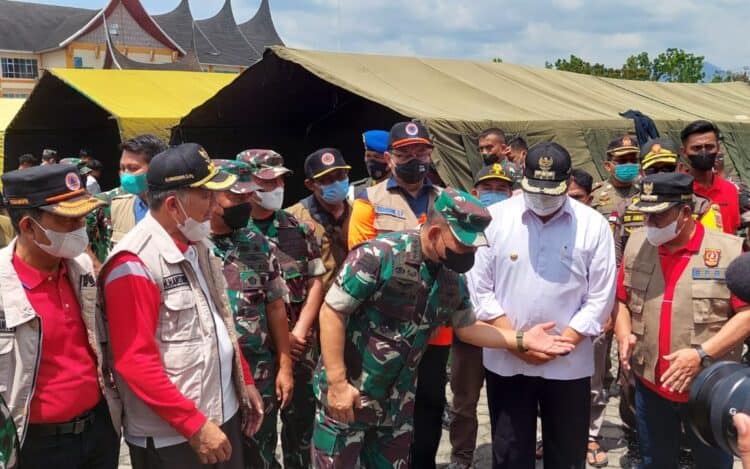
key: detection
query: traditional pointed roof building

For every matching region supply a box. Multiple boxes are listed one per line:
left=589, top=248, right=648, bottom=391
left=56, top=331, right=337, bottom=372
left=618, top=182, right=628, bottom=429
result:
left=0, top=0, right=283, bottom=96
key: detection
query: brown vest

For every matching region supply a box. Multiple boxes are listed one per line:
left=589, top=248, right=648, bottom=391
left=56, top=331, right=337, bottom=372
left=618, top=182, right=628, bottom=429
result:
left=365, top=180, right=441, bottom=233
left=110, top=195, right=137, bottom=244
left=623, top=227, right=743, bottom=383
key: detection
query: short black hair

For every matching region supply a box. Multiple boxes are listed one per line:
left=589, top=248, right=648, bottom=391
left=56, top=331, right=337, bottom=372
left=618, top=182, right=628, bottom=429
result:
left=478, top=127, right=507, bottom=144
left=7, top=207, right=41, bottom=233
left=87, top=159, right=103, bottom=170
left=18, top=154, right=37, bottom=167
left=508, top=135, right=528, bottom=152
left=120, top=134, right=168, bottom=163
left=680, top=120, right=720, bottom=144
left=570, top=168, right=594, bottom=195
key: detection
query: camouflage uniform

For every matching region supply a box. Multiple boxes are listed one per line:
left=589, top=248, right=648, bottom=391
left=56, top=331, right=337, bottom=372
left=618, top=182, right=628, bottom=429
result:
left=0, top=394, right=18, bottom=469
left=239, top=148, right=327, bottom=469
left=86, top=186, right=124, bottom=263
left=313, top=189, right=491, bottom=468
left=212, top=227, right=288, bottom=469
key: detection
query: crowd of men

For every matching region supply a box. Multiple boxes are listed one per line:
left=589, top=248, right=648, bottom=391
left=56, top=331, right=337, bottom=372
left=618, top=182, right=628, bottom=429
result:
left=0, top=118, right=749, bottom=469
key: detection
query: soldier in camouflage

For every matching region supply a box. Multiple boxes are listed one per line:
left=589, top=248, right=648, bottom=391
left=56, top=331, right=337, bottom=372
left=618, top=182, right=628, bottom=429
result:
left=0, top=394, right=18, bottom=469
left=313, top=188, right=577, bottom=468
left=210, top=160, right=294, bottom=468
left=238, top=149, right=327, bottom=469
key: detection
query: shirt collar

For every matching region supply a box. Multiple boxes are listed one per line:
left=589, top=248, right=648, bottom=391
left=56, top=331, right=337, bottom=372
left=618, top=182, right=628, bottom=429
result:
left=12, top=252, right=66, bottom=290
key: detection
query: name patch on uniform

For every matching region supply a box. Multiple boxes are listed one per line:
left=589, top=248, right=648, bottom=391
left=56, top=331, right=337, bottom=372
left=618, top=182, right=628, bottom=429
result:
left=374, top=206, right=405, bottom=218
left=0, top=317, right=15, bottom=333
left=692, top=267, right=726, bottom=280
left=79, top=273, right=96, bottom=289
left=163, top=273, right=188, bottom=291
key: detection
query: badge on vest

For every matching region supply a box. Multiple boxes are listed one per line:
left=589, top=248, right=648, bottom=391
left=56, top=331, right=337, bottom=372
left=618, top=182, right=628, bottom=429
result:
left=163, top=273, right=189, bottom=291
left=704, top=248, right=721, bottom=268
left=374, top=206, right=405, bottom=218
left=692, top=267, right=726, bottom=280
left=0, top=317, right=15, bottom=333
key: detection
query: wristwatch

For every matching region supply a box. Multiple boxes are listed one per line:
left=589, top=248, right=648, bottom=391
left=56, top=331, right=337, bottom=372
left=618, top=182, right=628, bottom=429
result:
left=694, top=345, right=713, bottom=368
left=516, top=330, right=528, bottom=353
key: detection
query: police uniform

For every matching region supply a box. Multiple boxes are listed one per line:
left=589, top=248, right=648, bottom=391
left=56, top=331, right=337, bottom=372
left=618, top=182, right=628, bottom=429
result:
left=312, top=189, right=491, bottom=468
left=238, top=149, right=326, bottom=469
left=210, top=160, right=290, bottom=469
left=591, top=136, right=641, bottom=231
left=287, top=148, right=353, bottom=290
left=619, top=172, right=746, bottom=468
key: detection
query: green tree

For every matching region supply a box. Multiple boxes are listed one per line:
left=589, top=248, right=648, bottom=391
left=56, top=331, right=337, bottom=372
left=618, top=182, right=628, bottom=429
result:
left=651, top=48, right=705, bottom=82
left=621, top=52, right=652, bottom=81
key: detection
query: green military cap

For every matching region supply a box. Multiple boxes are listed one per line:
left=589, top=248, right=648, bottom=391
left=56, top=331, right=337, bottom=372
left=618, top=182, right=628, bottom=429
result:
left=236, top=149, right=292, bottom=180
left=59, top=157, right=92, bottom=175
left=434, top=188, right=492, bottom=247
left=212, top=159, right=255, bottom=194
left=630, top=172, right=693, bottom=213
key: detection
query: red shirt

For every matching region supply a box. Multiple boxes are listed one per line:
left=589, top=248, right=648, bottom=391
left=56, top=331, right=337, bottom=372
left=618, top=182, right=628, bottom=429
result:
left=13, top=254, right=101, bottom=423
left=102, top=241, right=254, bottom=439
left=694, top=174, right=740, bottom=235
left=616, top=223, right=747, bottom=402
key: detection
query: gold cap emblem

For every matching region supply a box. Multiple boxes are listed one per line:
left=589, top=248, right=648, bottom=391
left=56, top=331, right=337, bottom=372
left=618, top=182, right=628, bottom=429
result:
left=643, top=182, right=654, bottom=195
left=539, top=156, right=553, bottom=171
left=622, top=136, right=633, bottom=146
left=491, top=163, right=505, bottom=176
left=652, top=143, right=662, bottom=153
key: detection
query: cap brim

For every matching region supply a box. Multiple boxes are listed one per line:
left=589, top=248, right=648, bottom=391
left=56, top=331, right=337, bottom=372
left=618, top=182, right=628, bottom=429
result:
left=628, top=200, right=679, bottom=214
left=475, top=174, right=513, bottom=185
left=312, top=165, right=352, bottom=179
left=390, top=138, right=433, bottom=149
left=39, top=193, right=106, bottom=218
left=521, top=177, right=568, bottom=196
left=198, top=170, right=237, bottom=191
left=230, top=181, right=257, bottom=194
left=255, top=167, right=292, bottom=180
left=448, top=224, right=489, bottom=248
left=608, top=147, right=640, bottom=158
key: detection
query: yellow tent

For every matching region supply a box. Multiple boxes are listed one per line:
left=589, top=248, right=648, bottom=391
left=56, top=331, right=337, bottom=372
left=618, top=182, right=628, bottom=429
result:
left=5, top=68, right=236, bottom=188
left=0, top=98, right=24, bottom=174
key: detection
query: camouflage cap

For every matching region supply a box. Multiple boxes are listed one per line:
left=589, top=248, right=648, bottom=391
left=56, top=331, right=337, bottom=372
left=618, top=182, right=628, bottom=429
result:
left=434, top=188, right=492, bottom=247
left=212, top=159, right=255, bottom=194
left=236, top=149, right=292, bottom=180
left=59, top=157, right=92, bottom=175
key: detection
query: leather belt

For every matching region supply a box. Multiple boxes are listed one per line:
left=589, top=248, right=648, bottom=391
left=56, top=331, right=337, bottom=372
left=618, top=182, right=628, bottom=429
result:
left=26, top=404, right=98, bottom=437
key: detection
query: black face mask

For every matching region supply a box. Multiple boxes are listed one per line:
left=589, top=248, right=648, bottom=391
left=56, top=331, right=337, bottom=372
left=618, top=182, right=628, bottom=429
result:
left=394, top=159, right=429, bottom=184
left=366, top=159, right=388, bottom=180
left=440, top=246, right=476, bottom=273
left=688, top=150, right=718, bottom=171
left=482, top=153, right=500, bottom=165
left=222, top=202, right=252, bottom=230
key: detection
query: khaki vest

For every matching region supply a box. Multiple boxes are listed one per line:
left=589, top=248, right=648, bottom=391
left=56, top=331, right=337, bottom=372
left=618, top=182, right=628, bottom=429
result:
left=365, top=180, right=441, bottom=233
left=103, top=214, right=249, bottom=439
left=110, top=194, right=138, bottom=244
left=0, top=239, right=122, bottom=444
left=623, top=227, right=743, bottom=383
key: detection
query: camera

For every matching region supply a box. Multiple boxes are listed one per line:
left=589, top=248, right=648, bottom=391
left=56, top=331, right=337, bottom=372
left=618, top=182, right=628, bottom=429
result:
left=688, top=361, right=750, bottom=456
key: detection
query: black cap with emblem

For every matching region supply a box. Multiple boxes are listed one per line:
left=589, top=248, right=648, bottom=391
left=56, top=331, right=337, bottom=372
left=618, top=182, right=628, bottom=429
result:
left=1, top=164, right=105, bottom=217
left=148, top=143, right=236, bottom=191
left=629, top=172, right=694, bottom=213
left=521, top=142, right=572, bottom=195
left=388, top=121, right=433, bottom=149
left=304, top=148, right=351, bottom=179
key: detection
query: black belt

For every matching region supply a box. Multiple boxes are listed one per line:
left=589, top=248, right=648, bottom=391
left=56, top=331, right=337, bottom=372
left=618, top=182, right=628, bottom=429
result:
left=26, top=402, right=99, bottom=438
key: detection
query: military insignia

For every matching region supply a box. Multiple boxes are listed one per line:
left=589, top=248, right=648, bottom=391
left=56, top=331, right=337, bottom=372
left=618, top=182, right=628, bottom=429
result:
left=652, top=143, right=662, bottom=153
left=65, top=172, right=81, bottom=191
left=704, top=248, right=721, bottom=268
left=405, top=122, right=419, bottom=136
left=622, top=136, right=633, bottom=146
left=491, top=163, right=505, bottom=175
left=321, top=152, right=335, bottom=165
left=643, top=182, right=654, bottom=195
left=539, top=156, right=553, bottom=171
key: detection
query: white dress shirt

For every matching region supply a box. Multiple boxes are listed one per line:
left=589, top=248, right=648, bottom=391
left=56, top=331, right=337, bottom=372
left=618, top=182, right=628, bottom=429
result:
left=468, top=195, right=616, bottom=380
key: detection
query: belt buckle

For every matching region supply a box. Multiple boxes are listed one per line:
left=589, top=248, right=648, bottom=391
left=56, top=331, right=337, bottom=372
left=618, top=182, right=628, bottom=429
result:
left=71, top=419, right=87, bottom=434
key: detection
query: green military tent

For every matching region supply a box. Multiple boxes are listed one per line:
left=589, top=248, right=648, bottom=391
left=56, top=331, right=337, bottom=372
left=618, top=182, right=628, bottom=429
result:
left=175, top=46, right=750, bottom=197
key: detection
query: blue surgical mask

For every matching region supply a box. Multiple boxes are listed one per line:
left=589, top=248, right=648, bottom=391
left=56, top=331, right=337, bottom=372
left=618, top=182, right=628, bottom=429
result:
left=320, top=178, right=349, bottom=204
left=479, top=191, right=509, bottom=206
left=614, top=163, right=640, bottom=183
left=120, top=172, right=147, bottom=195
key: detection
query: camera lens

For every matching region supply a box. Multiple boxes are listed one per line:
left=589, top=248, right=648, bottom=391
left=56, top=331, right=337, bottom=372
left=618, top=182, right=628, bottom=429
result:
left=688, top=361, right=750, bottom=455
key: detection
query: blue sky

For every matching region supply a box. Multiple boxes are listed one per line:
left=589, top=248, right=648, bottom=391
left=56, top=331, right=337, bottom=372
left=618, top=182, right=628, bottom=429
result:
left=27, top=0, right=749, bottom=72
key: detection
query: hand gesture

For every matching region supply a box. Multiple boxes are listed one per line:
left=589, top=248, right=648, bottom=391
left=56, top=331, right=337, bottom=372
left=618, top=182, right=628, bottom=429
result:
left=661, top=348, right=701, bottom=393
left=188, top=420, right=231, bottom=464
left=326, top=380, right=361, bottom=423
left=618, top=333, right=636, bottom=371
left=289, top=331, right=308, bottom=362
left=522, top=322, right=576, bottom=355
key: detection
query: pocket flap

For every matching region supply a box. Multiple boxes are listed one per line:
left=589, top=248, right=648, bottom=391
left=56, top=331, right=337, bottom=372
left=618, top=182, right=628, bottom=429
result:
left=163, top=290, right=196, bottom=311
left=0, top=335, right=13, bottom=354
left=692, top=282, right=731, bottom=300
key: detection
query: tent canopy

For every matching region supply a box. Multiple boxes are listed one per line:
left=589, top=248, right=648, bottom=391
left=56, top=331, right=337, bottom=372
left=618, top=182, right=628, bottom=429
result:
left=176, top=47, right=750, bottom=196
left=0, top=98, right=24, bottom=176
left=5, top=68, right=235, bottom=188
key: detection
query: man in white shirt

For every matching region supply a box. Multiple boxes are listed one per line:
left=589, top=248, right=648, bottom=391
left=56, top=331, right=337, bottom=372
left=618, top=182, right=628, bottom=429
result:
left=468, top=142, right=616, bottom=469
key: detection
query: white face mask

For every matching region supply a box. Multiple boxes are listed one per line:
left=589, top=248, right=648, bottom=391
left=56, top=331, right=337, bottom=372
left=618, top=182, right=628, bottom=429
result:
left=523, top=192, right=566, bottom=217
left=32, top=219, right=88, bottom=259
left=645, top=218, right=680, bottom=246
left=257, top=187, right=284, bottom=211
left=176, top=199, right=211, bottom=243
